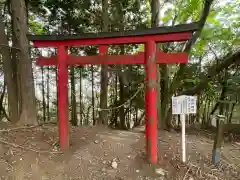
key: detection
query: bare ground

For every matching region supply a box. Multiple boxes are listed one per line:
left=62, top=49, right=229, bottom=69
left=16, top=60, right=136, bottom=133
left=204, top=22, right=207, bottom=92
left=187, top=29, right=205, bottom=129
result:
left=0, top=124, right=239, bottom=180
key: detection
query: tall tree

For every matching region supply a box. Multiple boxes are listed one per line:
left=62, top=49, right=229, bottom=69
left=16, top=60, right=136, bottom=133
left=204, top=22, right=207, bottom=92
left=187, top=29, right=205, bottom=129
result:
left=70, top=66, right=77, bottom=126
left=99, top=0, right=109, bottom=125
left=46, top=66, right=50, bottom=121
left=150, top=0, right=168, bottom=129
left=10, top=0, right=38, bottom=125
left=41, top=67, right=46, bottom=122
left=0, top=9, right=19, bottom=123
left=164, top=0, right=214, bottom=128
left=91, top=65, right=96, bottom=125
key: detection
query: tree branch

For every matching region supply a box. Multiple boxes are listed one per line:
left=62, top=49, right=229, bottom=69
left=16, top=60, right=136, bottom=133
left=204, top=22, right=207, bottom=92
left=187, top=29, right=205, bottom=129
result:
left=181, top=50, right=240, bottom=95
left=169, top=0, right=214, bottom=97
left=164, top=51, right=240, bottom=130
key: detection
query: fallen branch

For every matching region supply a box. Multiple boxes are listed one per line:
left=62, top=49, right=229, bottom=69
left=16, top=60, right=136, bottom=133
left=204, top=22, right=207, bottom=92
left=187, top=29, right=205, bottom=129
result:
left=0, top=159, right=13, bottom=169
left=0, top=125, right=41, bottom=132
left=0, top=138, right=62, bottom=154
left=183, top=166, right=191, bottom=180
left=206, top=173, right=219, bottom=180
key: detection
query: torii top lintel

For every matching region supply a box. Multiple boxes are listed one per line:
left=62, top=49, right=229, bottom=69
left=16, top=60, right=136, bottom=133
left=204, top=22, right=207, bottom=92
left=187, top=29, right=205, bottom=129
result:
left=28, top=22, right=200, bottom=47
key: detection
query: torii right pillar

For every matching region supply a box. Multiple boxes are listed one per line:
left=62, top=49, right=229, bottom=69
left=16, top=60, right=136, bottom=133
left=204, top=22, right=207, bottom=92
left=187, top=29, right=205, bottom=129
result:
left=145, top=40, right=158, bottom=164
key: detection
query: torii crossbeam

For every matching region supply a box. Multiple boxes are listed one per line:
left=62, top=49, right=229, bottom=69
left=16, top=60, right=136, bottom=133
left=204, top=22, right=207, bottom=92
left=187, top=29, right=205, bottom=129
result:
left=28, top=22, right=199, bottom=164
left=36, top=51, right=188, bottom=66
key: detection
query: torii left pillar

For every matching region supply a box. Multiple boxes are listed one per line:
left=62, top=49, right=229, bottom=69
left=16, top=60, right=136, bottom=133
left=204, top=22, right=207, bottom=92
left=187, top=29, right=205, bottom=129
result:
left=57, top=45, right=69, bottom=149
left=145, top=40, right=158, bottom=164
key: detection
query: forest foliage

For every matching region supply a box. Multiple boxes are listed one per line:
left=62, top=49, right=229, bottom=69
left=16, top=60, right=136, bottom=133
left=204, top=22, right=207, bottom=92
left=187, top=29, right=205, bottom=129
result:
left=0, top=0, right=239, bottom=129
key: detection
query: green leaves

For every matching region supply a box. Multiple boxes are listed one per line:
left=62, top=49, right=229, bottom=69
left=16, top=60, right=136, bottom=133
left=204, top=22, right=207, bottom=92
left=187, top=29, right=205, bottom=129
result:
left=29, top=16, right=45, bottom=34
left=179, top=0, right=203, bottom=22
left=162, top=9, right=174, bottom=24
left=27, top=0, right=240, bottom=121
left=232, top=39, right=240, bottom=46
left=184, top=78, right=200, bottom=85
left=207, top=10, right=221, bottom=26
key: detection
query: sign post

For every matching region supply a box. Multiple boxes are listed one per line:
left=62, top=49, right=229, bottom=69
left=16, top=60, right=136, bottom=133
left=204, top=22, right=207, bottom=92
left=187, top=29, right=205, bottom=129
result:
left=172, top=95, right=197, bottom=163
left=180, top=113, right=186, bottom=162
left=212, top=115, right=225, bottom=165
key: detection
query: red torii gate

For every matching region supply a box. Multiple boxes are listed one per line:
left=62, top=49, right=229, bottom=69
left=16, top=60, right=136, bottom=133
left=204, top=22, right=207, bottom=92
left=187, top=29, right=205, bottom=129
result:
left=36, top=51, right=188, bottom=65
left=28, top=22, right=199, bottom=164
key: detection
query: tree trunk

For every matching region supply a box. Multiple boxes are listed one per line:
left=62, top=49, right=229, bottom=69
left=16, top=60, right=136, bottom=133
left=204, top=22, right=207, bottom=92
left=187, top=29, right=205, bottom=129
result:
left=156, top=63, right=161, bottom=129
left=10, top=0, right=38, bottom=125
left=91, top=65, right=96, bottom=125
left=160, top=64, right=169, bottom=129
left=79, top=67, right=83, bottom=126
left=165, top=0, right=214, bottom=125
left=41, top=67, right=46, bottom=122
left=134, top=111, right=145, bottom=128
left=11, top=1, right=22, bottom=118
left=112, top=71, right=118, bottom=125
left=151, top=0, right=168, bottom=129
left=219, top=102, right=224, bottom=115
left=202, top=99, right=208, bottom=128
left=55, top=67, right=58, bottom=120
left=118, top=44, right=127, bottom=130
left=228, top=102, right=235, bottom=124
left=196, top=95, right=201, bottom=123
left=206, top=100, right=211, bottom=126
left=86, top=106, right=91, bottom=126
left=99, top=0, right=109, bottom=126
left=169, top=0, right=214, bottom=97
left=99, top=65, right=108, bottom=125
left=46, top=66, right=50, bottom=121
left=0, top=81, right=10, bottom=121
left=212, top=115, right=225, bottom=165
left=224, top=102, right=229, bottom=118
left=210, top=72, right=228, bottom=115
left=119, top=66, right=126, bottom=129
left=0, top=15, right=19, bottom=123
left=151, top=0, right=160, bottom=27
left=135, top=107, right=138, bottom=125
left=70, top=66, right=77, bottom=126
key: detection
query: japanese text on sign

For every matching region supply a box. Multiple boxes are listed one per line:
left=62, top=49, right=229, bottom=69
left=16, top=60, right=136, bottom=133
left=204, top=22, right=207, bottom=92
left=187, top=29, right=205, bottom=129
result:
left=172, top=95, right=197, bottom=115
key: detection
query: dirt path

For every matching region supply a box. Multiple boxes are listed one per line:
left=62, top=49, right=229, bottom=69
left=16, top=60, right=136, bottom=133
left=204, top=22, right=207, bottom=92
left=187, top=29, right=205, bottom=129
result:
left=0, top=125, right=239, bottom=180
left=156, top=130, right=240, bottom=179
left=0, top=125, right=160, bottom=180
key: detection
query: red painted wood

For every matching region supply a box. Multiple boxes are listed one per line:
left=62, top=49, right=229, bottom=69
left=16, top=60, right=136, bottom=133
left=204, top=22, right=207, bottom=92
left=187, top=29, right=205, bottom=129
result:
left=36, top=56, right=57, bottom=66
left=32, top=32, right=191, bottom=47
left=145, top=40, right=158, bottom=164
left=70, top=54, right=143, bottom=64
left=57, top=46, right=69, bottom=149
left=99, top=45, right=108, bottom=55
left=36, top=51, right=188, bottom=66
